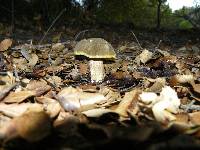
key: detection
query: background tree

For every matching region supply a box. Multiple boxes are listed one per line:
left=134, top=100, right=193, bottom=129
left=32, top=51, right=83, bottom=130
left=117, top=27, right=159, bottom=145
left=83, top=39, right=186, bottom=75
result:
left=156, top=0, right=167, bottom=29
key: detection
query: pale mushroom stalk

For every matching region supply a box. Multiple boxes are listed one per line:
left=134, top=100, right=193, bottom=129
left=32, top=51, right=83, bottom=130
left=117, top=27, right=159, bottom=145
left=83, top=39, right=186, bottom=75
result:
left=89, top=60, right=105, bottom=83
left=74, top=38, right=116, bottom=83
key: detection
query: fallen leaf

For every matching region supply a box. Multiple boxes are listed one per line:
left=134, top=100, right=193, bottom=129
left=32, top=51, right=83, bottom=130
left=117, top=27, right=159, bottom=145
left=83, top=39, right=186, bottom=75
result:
left=0, top=103, right=43, bottom=117
left=0, top=84, right=16, bottom=101
left=12, top=57, right=28, bottom=71
left=79, top=63, right=88, bottom=75
left=175, top=113, right=189, bottom=124
left=189, top=112, right=200, bottom=125
left=3, top=91, right=35, bottom=103
left=57, top=86, right=107, bottom=111
left=26, top=80, right=51, bottom=96
left=146, top=78, right=166, bottom=93
left=82, top=108, right=115, bottom=118
left=152, top=86, right=180, bottom=124
left=0, top=110, right=51, bottom=142
left=46, top=76, right=62, bottom=87
left=99, top=87, right=120, bottom=106
left=0, top=115, right=11, bottom=128
left=169, top=74, right=194, bottom=86
left=21, top=48, right=31, bottom=60
left=36, top=96, right=61, bottom=118
left=139, top=92, right=158, bottom=105
left=28, top=53, right=38, bottom=67
left=0, top=39, right=12, bottom=51
left=52, top=43, right=65, bottom=51
left=0, top=71, right=16, bottom=85
left=115, top=89, right=140, bottom=117
left=135, top=49, right=153, bottom=65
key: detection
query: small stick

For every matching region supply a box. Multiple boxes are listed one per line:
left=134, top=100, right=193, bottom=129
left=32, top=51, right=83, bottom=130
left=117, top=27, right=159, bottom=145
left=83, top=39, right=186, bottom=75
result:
left=74, top=29, right=89, bottom=41
left=13, top=64, right=20, bottom=82
left=155, top=40, right=162, bottom=49
left=39, top=8, right=66, bottom=44
left=131, top=31, right=142, bottom=49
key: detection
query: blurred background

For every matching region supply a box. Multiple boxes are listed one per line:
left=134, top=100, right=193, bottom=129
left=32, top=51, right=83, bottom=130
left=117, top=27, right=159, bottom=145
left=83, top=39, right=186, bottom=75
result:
left=0, top=0, right=199, bottom=31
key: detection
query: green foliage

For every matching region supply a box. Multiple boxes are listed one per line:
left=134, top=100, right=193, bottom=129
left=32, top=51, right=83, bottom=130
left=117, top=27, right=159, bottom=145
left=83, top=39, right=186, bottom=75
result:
left=179, top=20, right=193, bottom=29
left=0, top=0, right=199, bottom=30
left=95, top=0, right=158, bottom=28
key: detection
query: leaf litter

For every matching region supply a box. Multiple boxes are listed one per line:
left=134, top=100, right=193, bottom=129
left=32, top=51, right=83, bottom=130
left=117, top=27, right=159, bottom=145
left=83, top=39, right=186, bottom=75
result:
left=0, top=36, right=199, bottom=149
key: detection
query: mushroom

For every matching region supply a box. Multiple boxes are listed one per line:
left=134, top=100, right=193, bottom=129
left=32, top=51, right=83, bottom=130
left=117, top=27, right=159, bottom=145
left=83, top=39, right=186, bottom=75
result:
left=74, top=38, right=116, bottom=83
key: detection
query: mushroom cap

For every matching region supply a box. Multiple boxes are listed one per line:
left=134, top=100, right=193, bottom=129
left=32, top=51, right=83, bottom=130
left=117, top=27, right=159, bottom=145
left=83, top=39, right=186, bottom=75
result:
left=74, top=38, right=116, bottom=59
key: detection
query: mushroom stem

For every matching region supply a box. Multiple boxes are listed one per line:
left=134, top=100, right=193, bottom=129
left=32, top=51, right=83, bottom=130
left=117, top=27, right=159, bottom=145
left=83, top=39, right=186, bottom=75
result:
left=89, top=60, right=105, bottom=83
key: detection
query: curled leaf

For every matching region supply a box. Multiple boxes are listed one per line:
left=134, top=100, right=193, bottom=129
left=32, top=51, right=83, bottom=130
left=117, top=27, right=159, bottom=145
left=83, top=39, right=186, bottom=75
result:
left=26, top=80, right=51, bottom=97
left=3, top=91, right=35, bottom=103
left=0, top=103, right=43, bottom=118
left=82, top=108, right=115, bottom=118
left=115, top=89, right=140, bottom=117
left=0, top=110, right=51, bottom=142
left=57, top=86, right=107, bottom=111
left=0, top=39, right=12, bottom=51
left=152, top=86, right=180, bottom=123
left=135, top=49, right=153, bottom=65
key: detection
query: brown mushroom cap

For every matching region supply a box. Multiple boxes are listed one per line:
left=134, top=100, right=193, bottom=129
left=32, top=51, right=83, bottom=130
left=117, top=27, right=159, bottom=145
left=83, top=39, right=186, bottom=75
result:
left=74, top=38, right=116, bottom=59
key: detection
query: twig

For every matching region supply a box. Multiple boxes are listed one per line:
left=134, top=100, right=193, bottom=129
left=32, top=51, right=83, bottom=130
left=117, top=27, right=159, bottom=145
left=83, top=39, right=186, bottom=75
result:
left=155, top=40, right=162, bottom=49
left=13, top=64, right=20, bottom=82
left=131, top=31, right=142, bottom=49
left=74, top=29, right=90, bottom=41
left=39, top=8, right=66, bottom=44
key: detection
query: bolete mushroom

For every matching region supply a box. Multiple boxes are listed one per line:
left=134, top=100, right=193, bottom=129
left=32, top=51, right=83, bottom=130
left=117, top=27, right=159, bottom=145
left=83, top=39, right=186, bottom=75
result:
left=74, top=38, right=116, bottom=83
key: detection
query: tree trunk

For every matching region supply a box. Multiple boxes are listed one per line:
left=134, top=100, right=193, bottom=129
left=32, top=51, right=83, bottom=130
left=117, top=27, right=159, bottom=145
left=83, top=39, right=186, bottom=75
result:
left=156, top=0, right=162, bottom=30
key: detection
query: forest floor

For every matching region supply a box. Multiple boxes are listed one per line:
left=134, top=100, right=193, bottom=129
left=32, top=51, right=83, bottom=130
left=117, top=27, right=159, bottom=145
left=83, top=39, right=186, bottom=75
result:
left=0, top=26, right=200, bottom=150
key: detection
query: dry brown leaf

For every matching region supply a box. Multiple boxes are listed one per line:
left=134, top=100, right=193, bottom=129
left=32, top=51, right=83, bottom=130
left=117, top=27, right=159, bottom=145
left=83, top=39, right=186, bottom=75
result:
left=169, top=74, right=194, bottom=86
left=46, top=65, right=64, bottom=73
left=52, top=43, right=65, bottom=51
left=3, top=90, right=35, bottom=103
left=135, top=49, right=153, bottom=65
left=79, top=63, right=88, bottom=75
left=189, top=112, right=200, bottom=125
left=0, top=72, right=16, bottom=85
left=115, top=89, right=140, bottom=117
left=28, top=53, right=38, bottom=67
left=47, top=76, right=62, bottom=87
left=79, top=84, right=97, bottom=92
left=0, top=110, right=51, bottom=142
left=53, top=112, right=71, bottom=124
left=111, top=71, right=132, bottom=80
left=57, top=86, right=107, bottom=111
left=0, top=39, right=12, bottom=51
left=0, top=115, right=12, bottom=128
left=99, top=87, right=120, bottom=106
left=152, top=86, right=180, bottom=123
left=175, top=113, right=189, bottom=124
left=146, top=78, right=166, bottom=93
left=12, top=57, right=28, bottom=71
left=0, top=103, right=43, bottom=118
left=26, top=80, right=51, bottom=96
left=152, top=55, right=177, bottom=68
left=0, top=84, right=16, bottom=101
left=36, top=97, right=61, bottom=118
left=82, top=108, right=115, bottom=118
